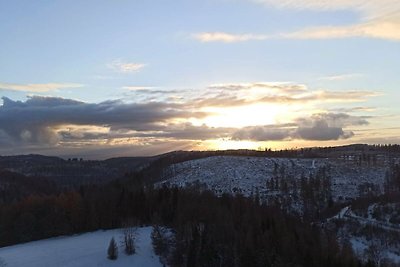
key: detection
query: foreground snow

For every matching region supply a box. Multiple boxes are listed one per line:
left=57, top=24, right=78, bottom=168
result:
left=0, top=227, right=162, bottom=267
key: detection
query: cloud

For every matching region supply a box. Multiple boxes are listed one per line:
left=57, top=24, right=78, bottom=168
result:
left=123, top=82, right=356, bottom=109
left=193, top=32, right=269, bottom=42
left=0, top=94, right=372, bottom=150
left=295, top=112, right=369, bottom=128
left=194, top=1, right=400, bottom=42
left=122, top=86, right=182, bottom=95
left=191, top=85, right=380, bottom=108
left=232, top=124, right=295, bottom=141
left=297, top=120, right=353, bottom=140
left=0, top=82, right=83, bottom=93
left=281, top=15, right=400, bottom=41
left=108, top=60, right=146, bottom=73
left=132, top=123, right=234, bottom=140
left=0, top=80, right=380, bottom=155
left=319, top=73, right=364, bottom=81
left=309, top=90, right=381, bottom=102
left=232, top=112, right=367, bottom=141
left=123, top=86, right=157, bottom=91
left=194, top=19, right=400, bottom=42
left=0, top=96, right=209, bottom=146
left=329, top=106, right=376, bottom=113
left=251, top=0, right=396, bottom=16
left=294, top=112, right=368, bottom=140
left=208, top=82, right=308, bottom=94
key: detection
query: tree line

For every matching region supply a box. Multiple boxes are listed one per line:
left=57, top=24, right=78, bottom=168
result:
left=0, top=180, right=376, bottom=267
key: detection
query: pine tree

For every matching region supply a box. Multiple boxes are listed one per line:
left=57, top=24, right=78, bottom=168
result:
left=107, top=237, right=118, bottom=260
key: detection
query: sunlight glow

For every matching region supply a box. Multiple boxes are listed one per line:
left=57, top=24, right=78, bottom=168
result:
left=199, top=104, right=285, bottom=128
left=207, top=139, right=261, bottom=150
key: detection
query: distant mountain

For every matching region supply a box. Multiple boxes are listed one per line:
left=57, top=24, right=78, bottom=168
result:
left=0, top=154, right=152, bottom=188
left=1, top=144, right=399, bottom=192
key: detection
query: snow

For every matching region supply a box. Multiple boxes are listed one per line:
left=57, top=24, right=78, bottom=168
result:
left=0, top=227, right=162, bottom=267
left=331, top=205, right=400, bottom=264
left=387, top=251, right=400, bottom=263
left=334, top=206, right=350, bottom=219
left=350, top=237, right=400, bottom=264
left=350, top=237, right=368, bottom=256
left=335, top=205, right=400, bottom=232
left=159, top=156, right=387, bottom=201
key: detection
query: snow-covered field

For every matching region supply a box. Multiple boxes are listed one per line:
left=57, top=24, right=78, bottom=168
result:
left=0, top=227, right=162, bottom=267
left=159, top=156, right=386, bottom=201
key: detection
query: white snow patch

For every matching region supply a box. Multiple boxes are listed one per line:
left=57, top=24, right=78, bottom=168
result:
left=159, top=156, right=386, bottom=201
left=350, top=237, right=368, bottom=256
left=350, top=237, right=400, bottom=264
left=0, top=227, right=162, bottom=267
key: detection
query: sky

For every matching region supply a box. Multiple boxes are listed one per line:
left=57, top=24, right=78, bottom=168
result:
left=0, top=0, right=399, bottom=158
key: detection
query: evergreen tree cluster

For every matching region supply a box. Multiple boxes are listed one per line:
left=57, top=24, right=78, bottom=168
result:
left=0, top=181, right=374, bottom=267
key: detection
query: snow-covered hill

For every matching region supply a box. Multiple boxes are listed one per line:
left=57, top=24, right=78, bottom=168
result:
left=0, top=227, right=162, bottom=267
left=158, top=155, right=400, bottom=264
left=159, top=156, right=387, bottom=201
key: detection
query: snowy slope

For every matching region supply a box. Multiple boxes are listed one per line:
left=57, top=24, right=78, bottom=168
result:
left=0, top=227, right=162, bottom=267
left=331, top=205, right=400, bottom=264
left=350, top=236, right=400, bottom=264
left=159, top=156, right=387, bottom=201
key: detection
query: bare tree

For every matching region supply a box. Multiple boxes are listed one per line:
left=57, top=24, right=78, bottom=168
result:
left=122, top=226, right=136, bottom=255
left=121, top=219, right=137, bottom=255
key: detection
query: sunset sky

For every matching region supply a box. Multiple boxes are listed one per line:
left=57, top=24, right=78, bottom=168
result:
left=1, top=0, right=399, bottom=158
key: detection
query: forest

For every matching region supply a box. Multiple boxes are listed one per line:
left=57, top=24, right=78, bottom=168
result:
left=2, top=146, right=400, bottom=266
left=1, top=153, right=394, bottom=267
